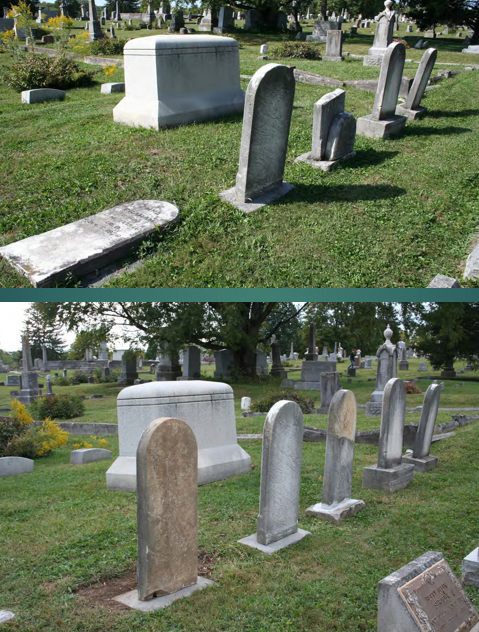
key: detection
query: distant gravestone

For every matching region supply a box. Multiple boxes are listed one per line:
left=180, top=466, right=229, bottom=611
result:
left=405, top=24, right=412, bottom=32
left=156, top=345, right=181, bottom=381
left=378, top=551, right=479, bottom=632
left=101, top=82, right=125, bottom=94
left=318, top=372, right=341, bottom=413
left=306, top=19, right=340, bottom=42
left=396, top=48, right=437, bottom=119
left=17, top=336, right=42, bottom=405
left=6, top=375, right=20, bottom=386
left=0, top=456, right=34, bottom=478
left=220, top=64, right=295, bottom=213
left=70, top=448, right=112, bottom=465
left=306, top=390, right=364, bottom=522
left=255, top=349, right=268, bottom=376
left=270, top=338, right=287, bottom=378
left=241, top=396, right=251, bottom=410
left=21, top=88, right=66, bottom=104
left=324, top=29, right=344, bottom=61
left=364, top=0, right=395, bottom=66
left=182, top=345, right=201, bottom=379
left=216, top=5, right=234, bottom=32
left=402, top=382, right=444, bottom=471
left=214, top=348, right=235, bottom=378
left=0, top=611, right=15, bottom=623
left=238, top=401, right=310, bottom=553
left=418, top=361, right=427, bottom=371
left=398, top=345, right=409, bottom=370
left=305, top=322, right=318, bottom=361
left=62, top=368, right=68, bottom=378
left=366, top=324, right=397, bottom=416
left=295, top=89, right=356, bottom=171
left=357, top=42, right=407, bottom=139
left=363, top=378, right=415, bottom=492
left=46, top=375, right=53, bottom=395
left=118, top=353, right=138, bottom=385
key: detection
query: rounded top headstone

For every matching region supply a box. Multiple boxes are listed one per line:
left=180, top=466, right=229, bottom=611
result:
left=384, top=0, right=393, bottom=9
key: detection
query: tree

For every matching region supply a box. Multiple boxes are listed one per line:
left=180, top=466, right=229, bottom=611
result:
left=405, top=0, right=467, bottom=38
left=53, top=302, right=309, bottom=376
left=67, top=326, right=111, bottom=360
left=22, top=302, right=66, bottom=361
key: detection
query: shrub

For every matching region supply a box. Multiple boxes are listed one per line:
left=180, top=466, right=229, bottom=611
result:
left=405, top=381, right=422, bottom=394
left=89, top=38, right=125, bottom=55
left=29, top=393, right=85, bottom=420
left=0, top=416, right=25, bottom=457
left=93, top=368, right=120, bottom=383
left=71, top=370, right=88, bottom=384
left=53, top=376, right=71, bottom=386
left=3, top=53, right=95, bottom=91
left=73, top=435, right=110, bottom=450
left=250, top=390, right=316, bottom=414
left=269, top=41, right=322, bottom=60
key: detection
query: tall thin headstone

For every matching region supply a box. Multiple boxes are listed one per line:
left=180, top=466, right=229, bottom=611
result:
left=366, top=324, right=397, bottom=416
left=364, top=0, right=396, bottom=66
left=306, top=390, right=365, bottom=522
left=88, top=0, right=104, bottom=40
left=305, top=322, right=318, bottom=361
left=182, top=346, right=201, bottom=379
left=220, top=64, right=295, bottom=212
left=42, top=344, right=48, bottom=369
left=213, top=348, right=235, bottom=378
left=238, top=401, right=310, bottom=553
left=270, top=336, right=286, bottom=378
left=318, top=372, right=341, bottom=413
left=396, top=48, right=437, bottom=119
left=363, top=378, right=415, bottom=491
left=17, top=336, right=42, bottom=405
left=46, top=375, right=53, bottom=395
left=402, top=382, right=443, bottom=471
left=156, top=343, right=181, bottom=381
left=398, top=344, right=409, bottom=370
left=118, top=352, right=139, bottom=385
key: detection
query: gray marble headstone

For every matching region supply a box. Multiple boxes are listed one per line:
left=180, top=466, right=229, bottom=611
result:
left=363, top=378, right=415, bottom=492
left=255, top=349, right=268, bottom=375
left=46, top=375, right=53, bottom=395
left=402, top=382, right=443, bottom=471
left=364, top=0, right=395, bottom=65
left=305, top=322, right=318, bottom=361
left=182, top=346, right=201, bottom=379
left=220, top=64, right=295, bottom=212
left=366, top=324, right=397, bottom=416
left=270, top=341, right=287, bottom=378
left=306, top=390, right=365, bottom=522
left=318, top=371, right=341, bottom=413
left=418, top=361, right=427, bottom=371
left=324, top=29, right=344, bottom=60
left=238, top=401, right=310, bottom=553
left=214, top=348, right=235, bottom=378
left=17, top=336, right=42, bottom=405
left=397, top=47, right=437, bottom=119
left=118, top=353, right=139, bottom=386
left=156, top=345, right=181, bottom=381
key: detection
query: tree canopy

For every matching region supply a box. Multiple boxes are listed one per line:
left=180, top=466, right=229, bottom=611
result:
left=22, top=302, right=65, bottom=361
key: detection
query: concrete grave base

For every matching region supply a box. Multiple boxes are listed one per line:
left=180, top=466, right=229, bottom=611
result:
left=238, top=528, right=310, bottom=554
left=463, top=547, right=479, bottom=587
left=113, top=577, right=215, bottom=611
left=323, top=55, right=345, bottom=62
left=21, top=88, right=66, bottom=104
left=362, top=463, right=415, bottom=492
left=363, top=55, right=383, bottom=66
left=305, top=498, right=365, bottom=523
left=401, top=453, right=438, bottom=472
left=219, top=182, right=294, bottom=213
left=395, top=104, right=427, bottom=120
left=356, top=114, right=407, bottom=139
left=70, top=448, right=112, bottom=465
left=295, top=150, right=356, bottom=172
left=0, top=456, right=34, bottom=478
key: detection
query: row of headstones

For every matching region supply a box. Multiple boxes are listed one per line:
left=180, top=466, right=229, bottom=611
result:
left=0, top=447, right=112, bottom=477
left=124, top=376, right=445, bottom=611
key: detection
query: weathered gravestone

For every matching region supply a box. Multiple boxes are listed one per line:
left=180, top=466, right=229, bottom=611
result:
left=46, top=375, right=53, bottom=395
left=88, top=0, right=104, bottom=40
left=6, top=375, right=20, bottom=387
left=255, top=349, right=268, bottom=375
left=70, top=448, right=112, bottom=465
left=113, top=35, right=244, bottom=130
left=306, top=390, right=365, bottom=522
left=398, top=344, right=409, bottom=370
left=21, top=88, right=66, bottom=104
left=169, top=10, right=184, bottom=30
left=17, top=336, right=42, bottom=405
left=241, top=396, right=251, bottom=410
left=357, top=42, right=407, bottom=139
left=418, top=361, right=427, bottom=372
left=306, top=19, right=340, bottom=41
left=214, top=348, right=235, bottom=378
left=238, top=401, right=310, bottom=553
left=295, top=89, right=356, bottom=171
left=324, top=29, right=344, bottom=61
left=156, top=344, right=181, bottom=381
left=0, top=456, right=34, bottom=478
left=363, top=378, right=415, bottom=491
left=220, top=64, right=295, bottom=212
left=366, top=324, right=397, bottom=416
left=117, top=352, right=138, bottom=385
left=463, top=545, right=479, bottom=588
left=106, top=381, right=251, bottom=491
left=215, top=5, right=234, bottom=32
left=305, top=322, right=318, bottom=361
left=396, top=48, right=437, bottom=119
left=318, top=372, right=341, bottom=413
left=363, top=0, right=396, bottom=66
left=181, top=345, right=201, bottom=380
left=270, top=337, right=287, bottom=378
left=402, top=382, right=444, bottom=471
left=378, top=551, right=479, bottom=632
left=113, top=417, right=214, bottom=610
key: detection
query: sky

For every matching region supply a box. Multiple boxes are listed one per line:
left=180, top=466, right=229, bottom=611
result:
left=0, top=303, right=75, bottom=352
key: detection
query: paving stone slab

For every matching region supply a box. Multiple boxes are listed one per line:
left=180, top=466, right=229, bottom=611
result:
left=113, top=577, right=215, bottom=611
left=0, top=200, right=179, bottom=287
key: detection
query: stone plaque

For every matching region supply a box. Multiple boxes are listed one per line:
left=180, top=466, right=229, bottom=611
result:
left=398, top=559, right=479, bottom=632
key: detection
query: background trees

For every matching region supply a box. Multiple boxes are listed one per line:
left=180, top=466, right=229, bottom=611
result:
left=22, top=302, right=65, bottom=361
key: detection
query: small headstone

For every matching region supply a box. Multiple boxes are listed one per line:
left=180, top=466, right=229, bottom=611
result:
left=70, top=448, right=112, bottom=465
left=397, top=48, right=437, bottom=120
left=0, top=611, right=15, bottom=623
left=101, top=82, right=125, bottom=94
left=62, top=369, right=68, bottom=377
left=318, top=372, right=341, bottom=413
left=323, top=29, right=344, bottom=61
left=260, top=44, right=268, bottom=54
left=402, top=382, right=443, bottom=471
left=241, top=396, right=251, bottom=410
left=220, top=64, right=295, bottom=213
left=0, top=456, right=34, bottom=478
left=21, top=88, right=66, bottom=104
left=238, top=401, right=310, bottom=553
left=418, top=361, right=427, bottom=371
left=363, top=378, right=415, bottom=492
left=306, top=390, right=365, bottom=522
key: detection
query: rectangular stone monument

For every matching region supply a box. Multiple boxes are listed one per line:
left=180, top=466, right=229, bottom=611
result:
left=305, top=322, right=318, bottom=361
left=0, top=200, right=179, bottom=287
left=0, top=456, right=34, bottom=478
left=6, top=375, right=20, bottom=386
left=318, top=372, right=341, bottom=413
left=17, top=336, right=42, bottom=405
left=117, top=353, right=138, bottom=385
left=396, top=48, right=437, bottom=119
left=181, top=345, right=201, bottom=379
left=215, top=5, right=234, bottom=32
left=463, top=546, right=479, bottom=588
left=357, top=42, right=407, bottom=139
left=324, top=30, right=344, bottom=61
left=238, top=401, right=310, bottom=553
left=214, top=348, right=235, bottom=378
left=113, top=35, right=244, bottom=130
left=378, top=551, right=479, bottom=632
left=306, top=19, right=340, bottom=41
left=306, top=390, right=364, bottom=522
left=220, top=64, right=295, bottom=212
left=106, top=381, right=251, bottom=491
left=364, top=3, right=395, bottom=66
left=113, top=417, right=214, bottom=610
left=418, top=361, right=427, bottom=371
left=255, top=349, right=268, bottom=376
left=363, top=378, right=415, bottom=492
left=402, top=382, right=443, bottom=471
left=295, top=360, right=336, bottom=390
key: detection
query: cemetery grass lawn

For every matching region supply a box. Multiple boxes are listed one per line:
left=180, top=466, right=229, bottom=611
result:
left=1, top=38, right=479, bottom=287
left=0, top=414, right=478, bottom=631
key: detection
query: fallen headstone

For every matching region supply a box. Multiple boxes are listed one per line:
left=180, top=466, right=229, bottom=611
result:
left=427, top=274, right=461, bottom=288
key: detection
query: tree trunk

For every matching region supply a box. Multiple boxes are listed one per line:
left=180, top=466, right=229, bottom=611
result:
left=321, top=0, right=327, bottom=18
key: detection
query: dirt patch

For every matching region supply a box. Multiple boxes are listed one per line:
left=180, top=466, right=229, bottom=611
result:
left=75, top=551, right=217, bottom=611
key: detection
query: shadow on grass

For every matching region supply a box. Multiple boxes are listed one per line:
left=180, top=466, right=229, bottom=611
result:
left=402, top=125, right=472, bottom=137
left=348, top=148, right=399, bottom=168
left=283, top=182, right=406, bottom=204
left=426, top=109, right=479, bottom=119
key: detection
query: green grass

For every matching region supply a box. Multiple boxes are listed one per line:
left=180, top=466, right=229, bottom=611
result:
left=1, top=27, right=479, bottom=287
left=1, top=389, right=478, bottom=631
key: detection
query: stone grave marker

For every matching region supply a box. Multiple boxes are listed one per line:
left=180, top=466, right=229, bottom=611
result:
left=6, top=375, right=20, bottom=386
left=305, top=322, right=318, bottom=361
left=255, top=349, right=268, bottom=375
left=363, top=378, right=415, bottom=491
left=113, top=417, right=214, bottom=610
left=366, top=324, right=397, bottom=416
left=17, top=336, right=42, bottom=405
left=418, top=361, right=427, bottom=371
left=378, top=551, right=479, bottom=632
left=216, top=6, right=234, bottom=32
left=270, top=337, right=287, bottom=378
left=238, top=401, right=310, bottom=553
left=21, top=88, right=66, bottom=104
left=0, top=457, right=34, bottom=478
left=0, top=200, right=179, bottom=287
left=117, top=352, right=138, bottom=385
left=156, top=344, right=181, bottom=381
left=220, top=64, right=295, bottom=213
left=397, top=48, right=437, bottom=119
left=318, top=371, right=341, bottom=413
left=364, top=0, right=396, bottom=66
left=101, top=82, right=125, bottom=94
left=306, top=390, right=365, bottom=522
left=0, top=611, right=15, bottom=623
left=295, top=89, right=356, bottom=171
left=357, top=42, right=407, bottom=139
left=181, top=345, right=201, bottom=380
left=214, top=348, right=235, bottom=378
left=46, top=375, right=53, bottom=395
left=241, top=396, right=251, bottom=410
left=70, top=448, right=112, bottom=464
left=402, top=382, right=444, bottom=471
left=306, top=19, right=340, bottom=42
left=324, top=29, right=344, bottom=61
left=398, top=344, right=409, bottom=370
left=463, top=545, right=479, bottom=588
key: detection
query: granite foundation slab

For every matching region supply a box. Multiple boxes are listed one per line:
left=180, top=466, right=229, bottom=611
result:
left=463, top=547, right=479, bottom=588
left=70, top=448, right=112, bottom=465
left=113, top=577, right=215, bottom=611
left=362, top=463, right=414, bottom=492
left=0, top=200, right=179, bottom=287
left=323, top=55, right=344, bottom=62
left=395, top=104, right=427, bottom=120
left=356, top=114, right=407, bottom=139
left=401, top=453, right=438, bottom=472
left=219, top=182, right=294, bottom=213
left=0, top=456, right=34, bottom=478
left=101, top=82, right=125, bottom=93
left=295, top=150, right=356, bottom=171
left=238, top=528, right=310, bottom=554
left=305, top=498, right=365, bottom=523
left=21, top=88, right=66, bottom=104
